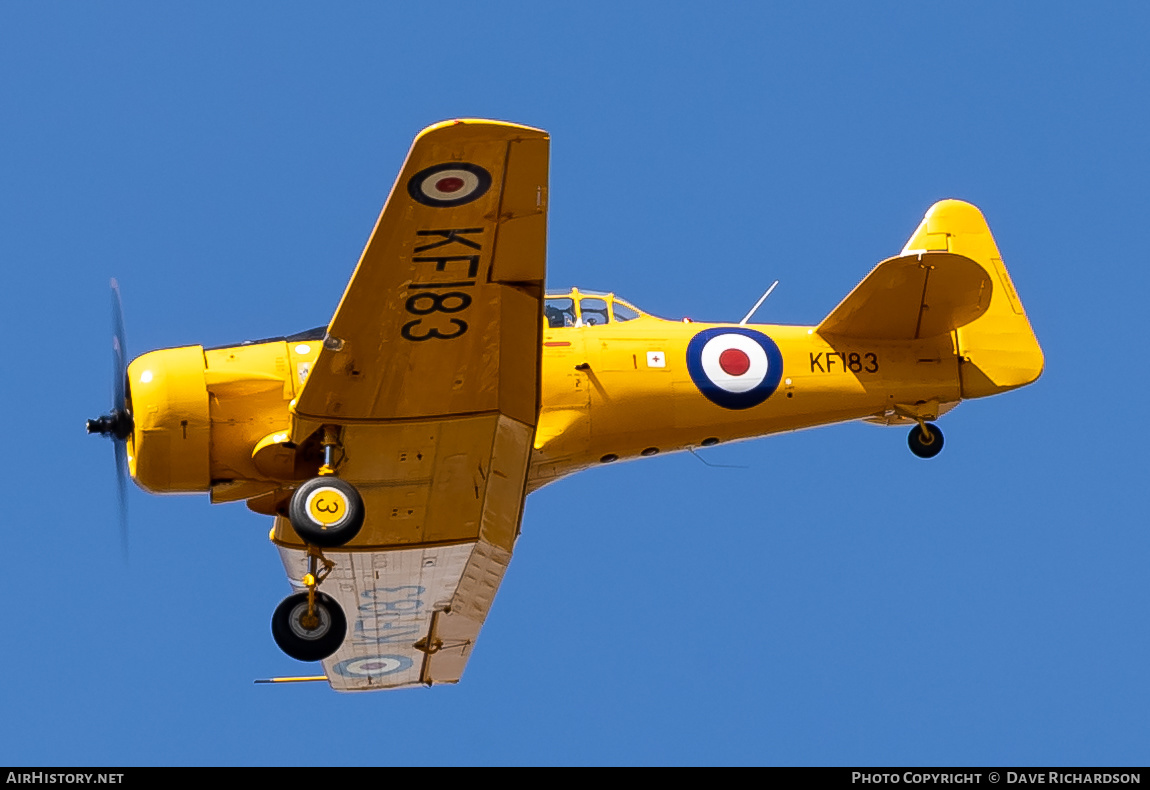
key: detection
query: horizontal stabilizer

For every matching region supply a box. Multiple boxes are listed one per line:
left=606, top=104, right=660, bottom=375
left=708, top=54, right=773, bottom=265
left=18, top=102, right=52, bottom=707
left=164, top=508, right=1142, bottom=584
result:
left=818, top=252, right=992, bottom=340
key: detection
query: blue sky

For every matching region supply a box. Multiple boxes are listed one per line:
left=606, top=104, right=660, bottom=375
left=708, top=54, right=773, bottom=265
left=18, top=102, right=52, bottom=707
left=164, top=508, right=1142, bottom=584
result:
left=3, top=2, right=1149, bottom=766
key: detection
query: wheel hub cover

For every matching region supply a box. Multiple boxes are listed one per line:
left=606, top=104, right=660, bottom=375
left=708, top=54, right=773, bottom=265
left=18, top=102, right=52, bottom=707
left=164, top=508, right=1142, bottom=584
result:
left=304, top=486, right=351, bottom=528
left=288, top=601, right=331, bottom=640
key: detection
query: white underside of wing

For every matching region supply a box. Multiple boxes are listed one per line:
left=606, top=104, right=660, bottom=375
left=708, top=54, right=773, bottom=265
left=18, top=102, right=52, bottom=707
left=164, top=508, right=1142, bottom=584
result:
left=277, top=540, right=510, bottom=692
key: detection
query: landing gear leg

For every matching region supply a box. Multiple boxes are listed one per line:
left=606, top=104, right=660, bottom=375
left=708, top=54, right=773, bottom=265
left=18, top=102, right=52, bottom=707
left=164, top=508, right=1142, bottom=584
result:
left=908, top=421, right=944, bottom=459
left=271, top=547, right=346, bottom=662
left=274, top=426, right=359, bottom=660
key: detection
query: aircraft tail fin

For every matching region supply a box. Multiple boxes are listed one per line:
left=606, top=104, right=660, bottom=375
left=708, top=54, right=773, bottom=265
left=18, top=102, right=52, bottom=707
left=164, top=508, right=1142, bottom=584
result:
left=902, top=200, right=1043, bottom=398
left=818, top=200, right=1043, bottom=398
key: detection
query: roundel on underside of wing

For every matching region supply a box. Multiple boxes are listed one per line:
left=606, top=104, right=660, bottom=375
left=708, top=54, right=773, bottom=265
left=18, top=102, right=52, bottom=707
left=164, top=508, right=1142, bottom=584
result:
left=331, top=654, right=414, bottom=678
left=407, top=162, right=492, bottom=207
left=686, top=327, right=784, bottom=409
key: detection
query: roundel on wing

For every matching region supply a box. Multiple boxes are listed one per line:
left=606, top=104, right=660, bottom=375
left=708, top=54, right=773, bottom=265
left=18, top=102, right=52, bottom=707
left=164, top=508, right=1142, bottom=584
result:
left=686, top=327, right=784, bottom=410
left=407, top=162, right=492, bottom=207
left=331, top=654, right=414, bottom=678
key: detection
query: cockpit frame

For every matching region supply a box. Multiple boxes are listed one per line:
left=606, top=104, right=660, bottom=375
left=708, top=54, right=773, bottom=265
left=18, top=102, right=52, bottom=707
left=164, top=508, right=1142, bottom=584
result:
left=543, top=288, right=646, bottom=329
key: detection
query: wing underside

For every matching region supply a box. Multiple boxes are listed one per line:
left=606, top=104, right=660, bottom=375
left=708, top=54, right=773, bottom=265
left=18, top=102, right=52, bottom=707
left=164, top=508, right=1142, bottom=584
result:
left=277, top=534, right=511, bottom=691
left=268, top=119, right=549, bottom=692
left=292, top=118, right=549, bottom=428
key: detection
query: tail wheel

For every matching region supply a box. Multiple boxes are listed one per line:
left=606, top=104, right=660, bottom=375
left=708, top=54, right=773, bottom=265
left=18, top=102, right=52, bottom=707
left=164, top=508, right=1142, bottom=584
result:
left=908, top=422, right=944, bottom=459
left=288, top=476, right=365, bottom=547
left=271, top=591, right=347, bottom=662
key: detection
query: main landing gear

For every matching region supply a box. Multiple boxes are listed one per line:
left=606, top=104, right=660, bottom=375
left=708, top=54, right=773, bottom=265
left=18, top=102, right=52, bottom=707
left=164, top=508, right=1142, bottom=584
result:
left=288, top=475, right=365, bottom=547
left=271, top=425, right=363, bottom=662
left=907, top=421, right=944, bottom=459
left=272, top=589, right=347, bottom=662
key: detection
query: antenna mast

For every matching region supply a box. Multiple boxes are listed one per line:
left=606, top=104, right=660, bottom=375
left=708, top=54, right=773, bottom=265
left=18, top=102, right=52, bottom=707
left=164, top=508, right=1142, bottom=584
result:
left=739, top=280, right=779, bottom=325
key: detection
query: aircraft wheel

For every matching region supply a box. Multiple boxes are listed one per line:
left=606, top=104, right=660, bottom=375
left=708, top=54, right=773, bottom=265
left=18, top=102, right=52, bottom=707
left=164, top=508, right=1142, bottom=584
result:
left=271, top=591, right=347, bottom=662
left=288, top=476, right=365, bottom=547
left=908, top=422, right=944, bottom=459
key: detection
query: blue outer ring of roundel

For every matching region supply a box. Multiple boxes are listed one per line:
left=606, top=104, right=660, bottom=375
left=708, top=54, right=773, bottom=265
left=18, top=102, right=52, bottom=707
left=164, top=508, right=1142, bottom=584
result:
left=686, top=327, right=784, bottom=410
left=407, top=162, right=492, bottom=207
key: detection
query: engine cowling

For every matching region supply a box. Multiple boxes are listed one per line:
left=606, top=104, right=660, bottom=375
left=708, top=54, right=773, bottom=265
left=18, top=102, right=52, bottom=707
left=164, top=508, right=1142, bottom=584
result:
left=126, top=346, right=211, bottom=493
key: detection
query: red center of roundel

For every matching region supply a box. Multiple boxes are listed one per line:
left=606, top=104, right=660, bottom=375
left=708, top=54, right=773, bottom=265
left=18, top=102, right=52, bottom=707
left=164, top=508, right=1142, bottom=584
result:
left=435, top=176, right=465, bottom=193
left=718, top=348, right=751, bottom=376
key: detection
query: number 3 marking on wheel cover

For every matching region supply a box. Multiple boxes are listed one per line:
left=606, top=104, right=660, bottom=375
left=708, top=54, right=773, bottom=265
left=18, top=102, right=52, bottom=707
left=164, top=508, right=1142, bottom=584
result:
left=305, top=487, right=350, bottom=528
left=686, top=327, right=784, bottom=410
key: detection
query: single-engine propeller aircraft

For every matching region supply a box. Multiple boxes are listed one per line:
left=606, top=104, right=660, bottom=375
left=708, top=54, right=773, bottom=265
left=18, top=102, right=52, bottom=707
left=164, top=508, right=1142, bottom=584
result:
left=87, top=119, right=1043, bottom=692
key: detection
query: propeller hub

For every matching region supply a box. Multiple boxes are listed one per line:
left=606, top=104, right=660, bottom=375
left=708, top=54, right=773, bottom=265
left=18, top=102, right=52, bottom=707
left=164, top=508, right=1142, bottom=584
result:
left=87, top=408, right=133, bottom=441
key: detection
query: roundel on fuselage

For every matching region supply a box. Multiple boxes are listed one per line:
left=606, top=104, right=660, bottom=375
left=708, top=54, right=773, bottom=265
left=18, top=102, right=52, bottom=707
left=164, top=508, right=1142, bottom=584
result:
left=686, top=327, right=783, bottom=410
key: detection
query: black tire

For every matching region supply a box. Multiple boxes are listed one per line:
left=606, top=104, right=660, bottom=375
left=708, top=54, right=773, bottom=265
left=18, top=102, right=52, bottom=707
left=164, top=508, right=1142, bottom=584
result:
left=908, top=422, right=944, bottom=458
left=288, top=476, right=365, bottom=547
left=271, top=591, right=347, bottom=662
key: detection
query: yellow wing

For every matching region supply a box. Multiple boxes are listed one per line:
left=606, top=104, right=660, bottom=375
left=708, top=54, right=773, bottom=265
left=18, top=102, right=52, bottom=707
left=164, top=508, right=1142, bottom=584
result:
left=293, top=118, right=548, bottom=427
left=271, top=120, right=549, bottom=691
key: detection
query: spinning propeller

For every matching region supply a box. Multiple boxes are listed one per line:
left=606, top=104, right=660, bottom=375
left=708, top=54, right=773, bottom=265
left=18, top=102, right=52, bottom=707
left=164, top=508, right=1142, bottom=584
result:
left=86, top=278, right=133, bottom=557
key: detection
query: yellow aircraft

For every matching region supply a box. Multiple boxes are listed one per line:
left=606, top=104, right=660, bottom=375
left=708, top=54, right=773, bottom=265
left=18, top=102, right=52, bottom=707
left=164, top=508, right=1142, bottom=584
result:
left=86, top=119, right=1043, bottom=692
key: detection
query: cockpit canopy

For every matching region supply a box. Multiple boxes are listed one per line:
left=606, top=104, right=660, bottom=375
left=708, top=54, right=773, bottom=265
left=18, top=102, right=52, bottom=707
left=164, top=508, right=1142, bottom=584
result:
left=544, top=288, right=646, bottom=328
